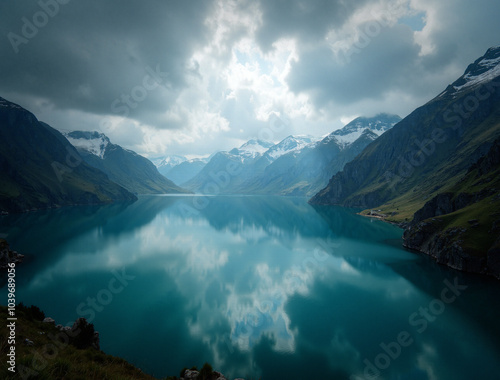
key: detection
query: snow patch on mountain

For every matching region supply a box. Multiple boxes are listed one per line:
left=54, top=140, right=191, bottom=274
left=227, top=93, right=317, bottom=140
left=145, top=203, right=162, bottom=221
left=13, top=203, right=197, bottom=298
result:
left=0, top=97, right=23, bottom=110
left=186, top=157, right=209, bottom=164
left=231, top=139, right=275, bottom=160
left=451, top=45, right=500, bottom=94
left=324, top=114, right=401, bottom=148
left=332, top=124, right=387, bottom=145
left=239, top=139, right=274, bottom=153
left=453, top=57, right=500, bottom=92
left=154, top=155, right=187, bottom=169
left=266, top=135, right=318, bottom=160
left=63, top=131, right=110, bottom=159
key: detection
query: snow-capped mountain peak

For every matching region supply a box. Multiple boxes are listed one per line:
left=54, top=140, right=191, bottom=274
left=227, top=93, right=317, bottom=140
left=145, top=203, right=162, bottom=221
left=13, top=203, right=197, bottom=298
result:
left=63, top=131, right=110, bottom=159
left=450, top=45, right=500, bottom=94
left=230, top=139, right=275, bottom=160
left=154, top=155, right=187, bottom=169
left=326, top=113, right=401, bottom=147
left=265, top=135, right=317, bottom=160
left=238, top=139, right=274, bottom=153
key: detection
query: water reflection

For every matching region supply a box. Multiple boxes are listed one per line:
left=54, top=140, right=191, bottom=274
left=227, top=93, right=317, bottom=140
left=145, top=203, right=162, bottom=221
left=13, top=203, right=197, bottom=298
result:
left=1, top=196, right=499, bottom=380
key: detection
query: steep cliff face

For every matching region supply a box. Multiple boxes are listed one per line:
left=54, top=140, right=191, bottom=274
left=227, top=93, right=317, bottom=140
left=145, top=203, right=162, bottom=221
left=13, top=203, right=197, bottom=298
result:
left=403, top=219, right=498, bottom=277
left=403, top=217, right=500, bottom=279
left=403, top=138, right=500, bottom=279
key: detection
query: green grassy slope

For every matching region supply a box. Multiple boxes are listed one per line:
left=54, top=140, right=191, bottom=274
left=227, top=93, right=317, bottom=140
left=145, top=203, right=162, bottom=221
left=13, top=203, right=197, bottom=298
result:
left=399, top=138, right=500, bottom=277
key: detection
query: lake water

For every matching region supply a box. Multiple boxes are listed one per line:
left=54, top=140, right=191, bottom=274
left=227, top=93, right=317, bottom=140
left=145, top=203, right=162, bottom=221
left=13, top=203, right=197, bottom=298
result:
left=1, top=195, right=500, bottom=380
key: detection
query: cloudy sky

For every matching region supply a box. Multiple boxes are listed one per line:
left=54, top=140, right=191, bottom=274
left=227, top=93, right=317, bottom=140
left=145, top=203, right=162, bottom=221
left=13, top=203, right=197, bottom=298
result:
left=1, top=0, right=499, bottom=159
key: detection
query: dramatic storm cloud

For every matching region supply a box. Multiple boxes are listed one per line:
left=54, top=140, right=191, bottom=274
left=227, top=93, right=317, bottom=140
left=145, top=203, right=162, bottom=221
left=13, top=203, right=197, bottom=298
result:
left=0, top=0, right=499, bottom=157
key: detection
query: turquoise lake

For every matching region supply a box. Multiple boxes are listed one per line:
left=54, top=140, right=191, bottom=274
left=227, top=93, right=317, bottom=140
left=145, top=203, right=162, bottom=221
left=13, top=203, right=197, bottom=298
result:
left=1, top=195, right=500, bottom=379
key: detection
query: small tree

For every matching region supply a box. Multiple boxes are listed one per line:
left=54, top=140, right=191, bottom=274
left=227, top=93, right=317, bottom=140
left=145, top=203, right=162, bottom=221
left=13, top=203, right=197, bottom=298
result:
left=198, top=362, right=213, bottom=380
left=71, top=318, right=97, bottom=349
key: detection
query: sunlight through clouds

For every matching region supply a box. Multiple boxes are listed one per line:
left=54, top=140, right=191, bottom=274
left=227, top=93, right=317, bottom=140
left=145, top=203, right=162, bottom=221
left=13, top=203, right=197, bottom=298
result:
left=1, top=0, right=499, bottom=157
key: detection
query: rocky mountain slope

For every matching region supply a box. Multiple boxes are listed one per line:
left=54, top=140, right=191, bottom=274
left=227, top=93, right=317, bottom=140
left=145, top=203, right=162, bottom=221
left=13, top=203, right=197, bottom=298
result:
left=310, top=45, right=500, bottom=209
left=63, top=131, right=188, bottom=195
left=0, top=97, right=136, bottom=213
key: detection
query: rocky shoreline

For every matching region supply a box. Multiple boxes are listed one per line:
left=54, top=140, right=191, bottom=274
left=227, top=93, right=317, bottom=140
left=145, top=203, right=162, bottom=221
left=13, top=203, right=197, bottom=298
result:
left=361, top=209, right=500, bottom=280
left=403, top=218, right=500, bottom=279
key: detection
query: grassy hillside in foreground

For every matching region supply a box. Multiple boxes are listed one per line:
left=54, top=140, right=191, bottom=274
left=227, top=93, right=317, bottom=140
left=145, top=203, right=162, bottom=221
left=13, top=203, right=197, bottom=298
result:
left=0, top=305, right=232, bottom=380
left=0, top=305, right=158, bottom=380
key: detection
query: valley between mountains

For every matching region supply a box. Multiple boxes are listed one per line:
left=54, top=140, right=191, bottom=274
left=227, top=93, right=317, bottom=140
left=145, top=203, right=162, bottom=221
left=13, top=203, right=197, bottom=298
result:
left=1, top=46, right=500, bottom=279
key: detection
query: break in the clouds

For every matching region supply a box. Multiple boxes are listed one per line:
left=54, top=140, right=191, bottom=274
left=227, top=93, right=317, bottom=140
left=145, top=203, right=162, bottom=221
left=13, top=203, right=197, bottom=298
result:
left=0, top=0, right=499, bottom=157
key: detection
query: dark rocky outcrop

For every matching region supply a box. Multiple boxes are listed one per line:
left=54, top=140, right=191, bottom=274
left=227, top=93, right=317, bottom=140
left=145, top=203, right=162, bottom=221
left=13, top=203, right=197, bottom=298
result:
left=487, top=236, right=500, bottom=276
left=403, top=222, right=488, bottom=275
left=0, top=239, right=24, bottom=268
left=180, top=368, right=227, bottom=380
left=403, top=219, right=500, bottom=279
left=467, top=133, right=500, bottom=176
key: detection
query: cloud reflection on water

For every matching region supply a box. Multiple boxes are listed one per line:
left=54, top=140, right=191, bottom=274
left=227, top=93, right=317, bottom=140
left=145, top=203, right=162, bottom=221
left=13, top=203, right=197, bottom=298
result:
left=4, top=196, right=498, bottom=379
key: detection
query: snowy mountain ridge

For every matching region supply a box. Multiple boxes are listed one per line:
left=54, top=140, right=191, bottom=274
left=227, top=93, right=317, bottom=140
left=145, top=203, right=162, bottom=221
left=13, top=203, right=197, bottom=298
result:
left=0, top=97, right=24, bottom=110
left=265, top=135, right=318, bottom=160
left=230, top=139, right=275, bottom=160
left=154, top=155, right=188, bottom=169
left=448, top=45, right=500, bottom=94
left=322, top=113, right=401, bottom=147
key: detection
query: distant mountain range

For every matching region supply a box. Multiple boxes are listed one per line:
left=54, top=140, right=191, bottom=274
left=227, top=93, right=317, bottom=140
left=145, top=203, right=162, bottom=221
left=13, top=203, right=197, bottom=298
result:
left=155, top=155, right=189, bottom=176
left=63, top=131, right=187, bottom=195
left=310, top=45, right=500, bottom=278
left=0, top=98, right=136, bottom=213
left=180, top=113, right=400, bottom=196
left=154, top=155, right=209, bottom=186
